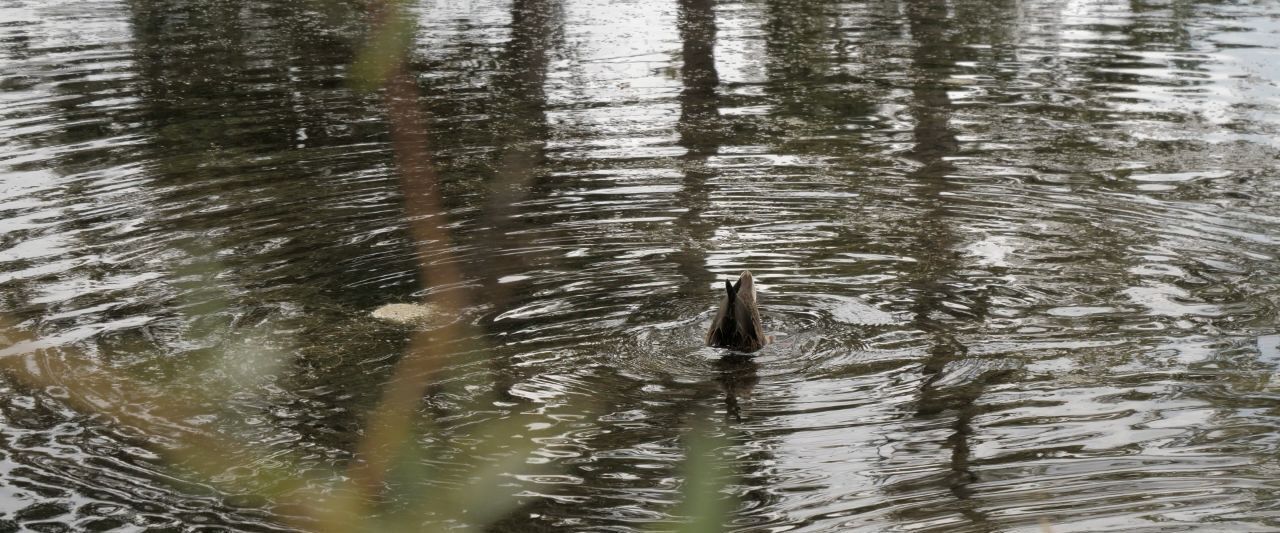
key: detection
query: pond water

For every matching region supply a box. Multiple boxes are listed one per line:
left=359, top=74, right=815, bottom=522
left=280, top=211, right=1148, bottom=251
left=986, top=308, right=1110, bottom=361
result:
left=2, top=0, right=1280, bottom=530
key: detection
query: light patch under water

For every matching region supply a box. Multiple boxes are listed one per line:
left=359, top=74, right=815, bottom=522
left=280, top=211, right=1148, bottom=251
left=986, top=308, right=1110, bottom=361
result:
left=371, top=302, right=442, bottom=326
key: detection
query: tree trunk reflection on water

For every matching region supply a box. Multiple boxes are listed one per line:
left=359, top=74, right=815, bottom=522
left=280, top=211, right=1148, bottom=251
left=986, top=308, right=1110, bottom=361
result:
left=474, top=0, right=560, bottom=402
left=673, top=0, right=717, bottom=302
left=888, top=0, right=1002, bottom=528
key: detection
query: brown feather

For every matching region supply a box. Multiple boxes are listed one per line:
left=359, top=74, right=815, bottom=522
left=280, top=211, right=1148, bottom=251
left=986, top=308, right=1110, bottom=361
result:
left=706, top=271, right=768, bottom=352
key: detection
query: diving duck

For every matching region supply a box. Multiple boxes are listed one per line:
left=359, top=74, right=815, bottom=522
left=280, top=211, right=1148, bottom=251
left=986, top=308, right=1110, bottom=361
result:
left=705, top=270, right=769, bottom=353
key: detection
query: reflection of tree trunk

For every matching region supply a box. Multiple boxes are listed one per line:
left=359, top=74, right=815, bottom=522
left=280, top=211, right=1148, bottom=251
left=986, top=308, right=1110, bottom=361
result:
left=478, top=0, right=556, bottom=274
left=484, top=0, right=556, bottom=217
left=905, top=0, right=962, bottom=341
left=677, top=0, right=720, bottom=158
left=672, top=0, right=719, bottom=296
left=763, top=0, right=835, bottom=126
left=478, top=0, right=558, bottom=400
left=900, top=0, right=989, bottom=524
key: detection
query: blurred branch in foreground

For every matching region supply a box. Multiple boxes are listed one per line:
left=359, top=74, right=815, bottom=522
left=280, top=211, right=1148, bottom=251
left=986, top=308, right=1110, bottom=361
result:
left=668, top=420, right=734, bottom=533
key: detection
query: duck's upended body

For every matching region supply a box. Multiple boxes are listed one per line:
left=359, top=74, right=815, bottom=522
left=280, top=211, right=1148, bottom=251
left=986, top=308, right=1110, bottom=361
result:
left=706, top=271, right=769, bottom=353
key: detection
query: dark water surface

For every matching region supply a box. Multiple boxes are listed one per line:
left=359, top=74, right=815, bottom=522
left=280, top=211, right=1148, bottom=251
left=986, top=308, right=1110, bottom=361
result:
left=2, top=0, right=1280, bottom=530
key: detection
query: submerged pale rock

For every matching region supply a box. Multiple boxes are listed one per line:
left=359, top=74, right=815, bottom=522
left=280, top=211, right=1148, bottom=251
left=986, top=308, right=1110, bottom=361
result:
left=371, top=303, right=440, bottom=325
